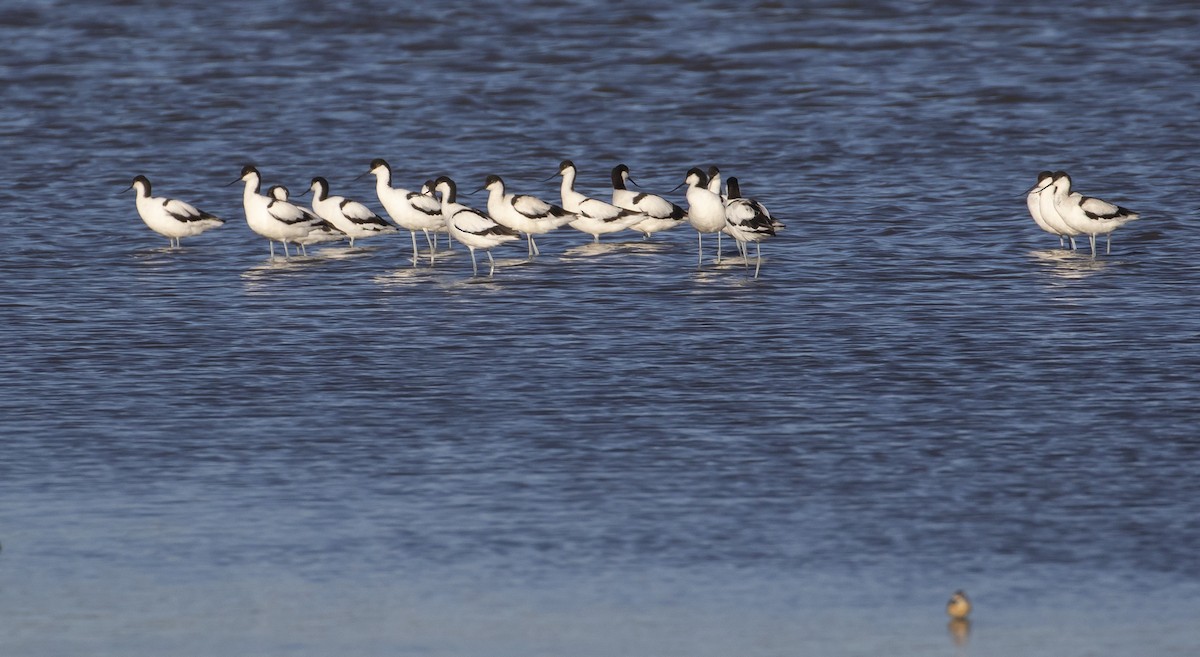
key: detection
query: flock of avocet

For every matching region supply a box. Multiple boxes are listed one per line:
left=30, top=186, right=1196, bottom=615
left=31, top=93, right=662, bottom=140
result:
left=126, top=163, right=1143, bottom=274
left=1025, top=170, right=1139, bottom=256
left=123, top=160, right=782, bottom=277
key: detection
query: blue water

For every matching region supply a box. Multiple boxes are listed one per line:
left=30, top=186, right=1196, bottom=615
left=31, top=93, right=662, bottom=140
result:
left=2, top=1, right=1200, bottom=655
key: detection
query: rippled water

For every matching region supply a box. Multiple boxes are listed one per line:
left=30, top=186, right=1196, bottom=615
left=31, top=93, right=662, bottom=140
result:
left=3, top=1, right=1200, bottom=655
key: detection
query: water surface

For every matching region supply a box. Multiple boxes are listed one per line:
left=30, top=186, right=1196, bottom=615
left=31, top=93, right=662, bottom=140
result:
left=2, top=1, right=1199, bottom=655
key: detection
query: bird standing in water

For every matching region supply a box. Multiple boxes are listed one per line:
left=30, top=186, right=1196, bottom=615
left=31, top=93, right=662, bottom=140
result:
left=946, top=590, right=971, bottom=620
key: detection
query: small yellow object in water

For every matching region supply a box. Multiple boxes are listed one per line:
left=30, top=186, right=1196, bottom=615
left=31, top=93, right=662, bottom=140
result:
left=946, top=590, right=972, bottom=619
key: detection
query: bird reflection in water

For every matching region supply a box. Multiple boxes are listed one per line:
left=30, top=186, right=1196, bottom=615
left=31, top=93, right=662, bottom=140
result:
left=1029, top=248, right=1109, bottom=280
left=946, top=590, right=972, bottom=647
left=947, top=617, right=970, bottom=646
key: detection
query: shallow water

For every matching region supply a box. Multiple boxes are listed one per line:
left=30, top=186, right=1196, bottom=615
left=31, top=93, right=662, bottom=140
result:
left=2, top=0, right=1200, bottom=655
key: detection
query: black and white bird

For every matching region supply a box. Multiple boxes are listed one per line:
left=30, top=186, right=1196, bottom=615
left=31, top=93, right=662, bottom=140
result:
left=364, top=158, right=444, bottom=264
left=267, top=185, right=344, bottom=255
left=676, top=167, right=727, bottom=267
left=300, top=177, right=397, bottom=247
left=480, top=174, right=575, bottom=258
left=551, top=160, right=647, bottom=243
left=232, top=165, right=328, bottom=258
left=1025, top=171, right=1065, bottom=247
left=420, top=178, right=453, bottom=251
left=610, top=164, right=687, bottom=239
left=1050, top=171, right=1139, bottom=256
left=433, top=176, right=520, bottom=276
left=124, top=175, right=224, bottom=248
left=706, top=166, right=733, bottom=260
left=1037, top=171, right=1079, bottom=250
left=706, top=165, right=725, bottom=200
left=721, top=177, right=777, bottom=278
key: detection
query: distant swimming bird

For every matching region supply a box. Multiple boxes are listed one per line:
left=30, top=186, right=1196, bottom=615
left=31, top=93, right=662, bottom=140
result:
left=301, top=177, right=397, bottom=247
left=946, top=590, right=971, bottom=620
left=433, top=176, right=519, bottom=276
left=675, top=167, right=727, bottom=267
left=267, top=185, right=344, bottom=255
left=364, top=158, right=444, bottom=264
left=231, top=165, right=326, bottom=258
left=551, top=160, right=647, bottom=243
left=124, top=175, right=224, bottom=248
left=1037, top=171, right=1079, bottom=250
left=481, top=174, right=575, bottom=257
left=610, top=164, right=687, bottom=239
left=1050, top=172, right=1139, bottom=256
left=722, top=177, right=776, bottom=278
